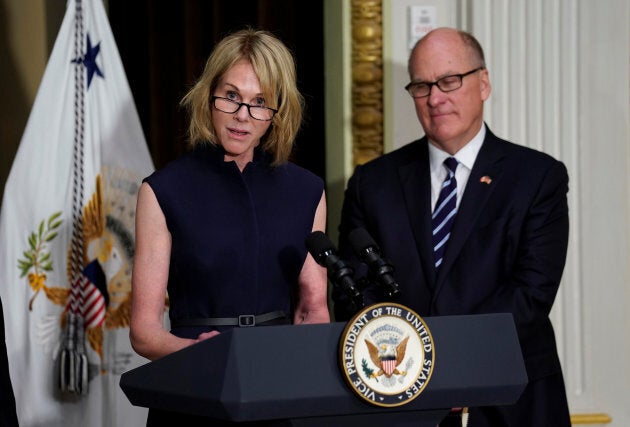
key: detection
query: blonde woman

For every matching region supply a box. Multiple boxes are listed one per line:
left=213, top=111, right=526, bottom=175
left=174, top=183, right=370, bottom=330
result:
left=130, top=28, right=329, bottom=426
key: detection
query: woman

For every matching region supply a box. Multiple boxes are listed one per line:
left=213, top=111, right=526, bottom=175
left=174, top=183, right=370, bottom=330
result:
left=130, top=28, right=329, bottom=425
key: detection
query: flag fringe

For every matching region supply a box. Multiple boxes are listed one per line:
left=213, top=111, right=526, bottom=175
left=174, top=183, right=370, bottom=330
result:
left=59, top=312, right=89, bottom=395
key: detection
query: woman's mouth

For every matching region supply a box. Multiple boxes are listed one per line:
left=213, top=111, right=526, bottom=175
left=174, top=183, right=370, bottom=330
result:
left=228, top=127, right=249, bottom=137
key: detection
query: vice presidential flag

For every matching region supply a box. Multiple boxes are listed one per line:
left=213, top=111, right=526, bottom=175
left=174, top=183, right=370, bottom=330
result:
left=0, top=0, right=154, bottom=425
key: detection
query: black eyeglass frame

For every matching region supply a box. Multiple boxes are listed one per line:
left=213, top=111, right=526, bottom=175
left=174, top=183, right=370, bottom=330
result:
left=404, top=67, right=484, bottom=98
left=211, top=96, right=278, bottom=121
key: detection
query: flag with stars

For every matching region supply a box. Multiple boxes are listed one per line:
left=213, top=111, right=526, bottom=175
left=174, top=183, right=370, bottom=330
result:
left=0, top=0, right=153, bottom=425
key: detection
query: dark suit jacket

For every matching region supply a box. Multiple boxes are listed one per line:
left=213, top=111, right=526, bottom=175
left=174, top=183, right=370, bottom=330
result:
left=1, top=297, right=19, bottom=426
left=338, top=126, right=570, bottom=426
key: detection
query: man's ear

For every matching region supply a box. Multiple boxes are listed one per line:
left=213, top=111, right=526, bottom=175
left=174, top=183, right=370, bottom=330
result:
left=480, top=69, right=491, bottom=101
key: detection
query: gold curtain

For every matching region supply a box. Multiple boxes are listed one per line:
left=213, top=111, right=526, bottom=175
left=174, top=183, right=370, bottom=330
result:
left=351, top=0, right=383, bottom=166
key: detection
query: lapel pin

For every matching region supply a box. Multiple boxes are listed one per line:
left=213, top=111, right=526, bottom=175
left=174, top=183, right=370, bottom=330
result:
left=480, top=176, right=492, bottom=185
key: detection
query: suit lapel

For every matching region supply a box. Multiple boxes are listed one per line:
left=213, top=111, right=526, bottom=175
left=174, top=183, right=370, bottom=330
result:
left=397, top=139, right=437, bottom=287
left=434, top=130, right=506, bottom=288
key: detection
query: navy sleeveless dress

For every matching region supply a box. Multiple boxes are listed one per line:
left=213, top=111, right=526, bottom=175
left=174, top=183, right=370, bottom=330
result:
left=143, top=144, right=324, bottom=426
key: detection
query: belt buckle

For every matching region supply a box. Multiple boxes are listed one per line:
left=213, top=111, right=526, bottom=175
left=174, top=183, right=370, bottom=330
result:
left=238, top=314, right=255, bottom=327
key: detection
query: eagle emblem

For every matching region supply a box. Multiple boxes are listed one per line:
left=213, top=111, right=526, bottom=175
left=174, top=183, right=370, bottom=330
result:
left=365, top=336, right=409, bottom=378
left=16, top=166, right=161, bottom=392
left=340, top=303, right=435, bottom=407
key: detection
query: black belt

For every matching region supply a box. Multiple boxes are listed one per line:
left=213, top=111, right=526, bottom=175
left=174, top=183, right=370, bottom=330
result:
left=170, top=310, right=287, bottom=328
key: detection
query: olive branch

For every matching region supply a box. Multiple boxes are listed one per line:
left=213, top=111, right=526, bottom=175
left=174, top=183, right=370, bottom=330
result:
left=18, top=211, right=62, bottom=277
left=361, top=358, right=378, bottom=382
left=18, top=212, right=63, bottom=310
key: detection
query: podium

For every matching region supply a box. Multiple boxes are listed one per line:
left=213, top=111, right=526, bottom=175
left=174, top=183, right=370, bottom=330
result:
left=120, top=313, right=527, bottom=426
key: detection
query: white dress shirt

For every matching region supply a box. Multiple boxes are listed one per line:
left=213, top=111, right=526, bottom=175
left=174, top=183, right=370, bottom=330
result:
left=428, top=124, right=486, bottom=212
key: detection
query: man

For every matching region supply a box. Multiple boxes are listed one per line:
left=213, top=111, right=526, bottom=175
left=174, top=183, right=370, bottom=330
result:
left=1, top=296, right=19, bottom=426
left=337, top=27, right=571, bottom=426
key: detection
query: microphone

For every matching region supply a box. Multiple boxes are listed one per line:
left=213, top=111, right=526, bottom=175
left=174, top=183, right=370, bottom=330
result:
left=348, top=228, right=401, bottom=299
left=305, top=231, right=364, bottom=312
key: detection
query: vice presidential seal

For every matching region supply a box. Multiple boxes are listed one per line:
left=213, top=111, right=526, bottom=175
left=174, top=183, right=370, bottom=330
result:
left=339, top=303, right=435, bottom=407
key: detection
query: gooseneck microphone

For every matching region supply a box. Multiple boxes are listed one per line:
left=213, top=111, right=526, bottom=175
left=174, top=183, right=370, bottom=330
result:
left=348, top=228, right=401, bottom=299
left=305, top=231, right=364, bottom=312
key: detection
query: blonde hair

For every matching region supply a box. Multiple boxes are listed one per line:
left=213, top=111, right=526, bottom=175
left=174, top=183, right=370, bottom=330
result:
left=180, top=28, right=304, bottom=165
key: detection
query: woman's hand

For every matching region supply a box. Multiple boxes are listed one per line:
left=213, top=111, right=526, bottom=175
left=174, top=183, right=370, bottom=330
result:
left=195, top=330, right=221, bottom=343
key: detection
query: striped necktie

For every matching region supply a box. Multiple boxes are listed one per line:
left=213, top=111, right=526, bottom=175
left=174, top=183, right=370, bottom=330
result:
left=432, top=157, right=459, bottom=269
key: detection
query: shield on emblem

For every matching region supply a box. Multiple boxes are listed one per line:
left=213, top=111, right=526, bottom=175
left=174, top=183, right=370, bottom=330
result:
left=381, top=357, right=396, bottom=376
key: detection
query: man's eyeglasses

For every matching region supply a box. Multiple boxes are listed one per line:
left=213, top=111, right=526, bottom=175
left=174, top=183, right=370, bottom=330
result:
left=404, top=67, right=484, bottom=98
left=211, top=96, right=278, bottom=121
